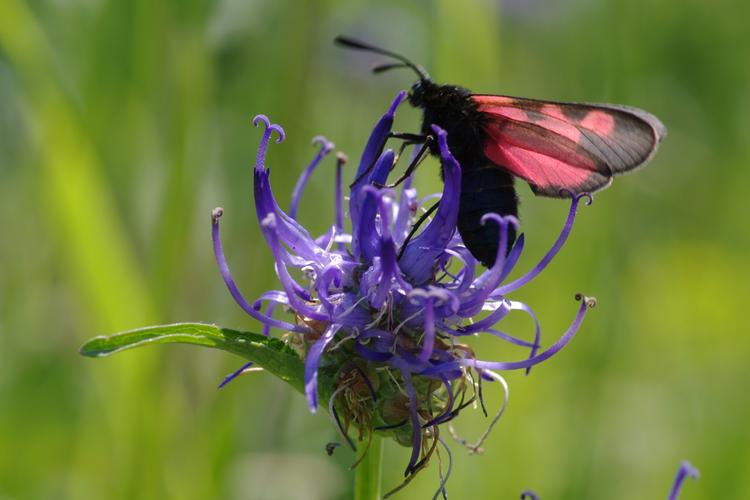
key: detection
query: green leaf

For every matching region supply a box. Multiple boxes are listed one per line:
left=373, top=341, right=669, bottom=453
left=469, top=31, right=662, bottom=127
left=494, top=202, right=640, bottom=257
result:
left=80, top=323, right=306, bottom=393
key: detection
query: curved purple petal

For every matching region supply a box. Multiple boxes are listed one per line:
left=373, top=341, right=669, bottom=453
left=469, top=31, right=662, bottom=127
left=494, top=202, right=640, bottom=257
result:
left=495, top=193, right=591, bottom=295
left=499, top=233, right=525, bottom=282
left=304, top=324, right=341, bottom=412
left=508, top=300, right=542, bottom=375
left=261, top=303, right=276, bottom=337
left=352, top=152, right=395, bottom=262
left=314, top=225, right=335, bottom=249
left=421, top=294, right=596, bottom=375
left=211, top=208, right=309, bottom=333
left=458, top=214, right=519, bottom=317
left=443, top=247, right=476, bottom=293
left=350, top=92, right=407, bottom=225
left=456, top=299, right=512, bottom=334
left=354, top=342, right=393, bottom=362
left=484, top=328, right=538, bottom=348
left=418, top=297, right=436, bottom=363
left=354, top=91, right=406, bottom=181
left=255, top=171, right=324, bottom=266
left=260, top=213, right=329, bottom=321
left=368, top=194, right=412, bottom=309
left=399, top=125, right=461, bottom=284
left=316, top=265, right=343, bottom=316
left=253, top=290, right=290, bottom=307
left=252, top=114, right=285, bottom=165
left=289, top=136, right=334, bottom=220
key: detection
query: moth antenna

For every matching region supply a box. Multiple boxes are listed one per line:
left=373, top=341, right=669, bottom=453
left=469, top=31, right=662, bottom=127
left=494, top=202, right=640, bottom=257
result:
left=372, top=62, right=408, bottom=74
left=335, top=35, right=430, bottom=81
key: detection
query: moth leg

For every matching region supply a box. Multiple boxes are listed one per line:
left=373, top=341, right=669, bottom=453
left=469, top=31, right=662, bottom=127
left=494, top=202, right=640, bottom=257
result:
left=377, top=135, right=433, bottom=188
left=388, top=132, right=428, bottom=142
left=350, top=133, right=431, bottom=188
left=348, top=133, right=430, bottom=188
left=398, top=200, right=440, bottom=259
left=389, top=132, right=429, bottom=174
left=387, top=140, right=412, bottom=175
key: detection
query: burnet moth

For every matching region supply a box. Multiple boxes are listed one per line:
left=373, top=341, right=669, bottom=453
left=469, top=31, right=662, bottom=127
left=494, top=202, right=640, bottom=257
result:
left=336, top=36, right=666, bottom=267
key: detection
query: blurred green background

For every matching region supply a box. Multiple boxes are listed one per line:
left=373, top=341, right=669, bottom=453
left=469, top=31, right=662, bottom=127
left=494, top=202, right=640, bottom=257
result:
left=1, top=0, right=748, bottom=498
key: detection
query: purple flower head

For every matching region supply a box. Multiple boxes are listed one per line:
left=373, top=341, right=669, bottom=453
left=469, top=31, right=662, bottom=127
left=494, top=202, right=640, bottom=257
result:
left=211, top=94, right=595, bottom=492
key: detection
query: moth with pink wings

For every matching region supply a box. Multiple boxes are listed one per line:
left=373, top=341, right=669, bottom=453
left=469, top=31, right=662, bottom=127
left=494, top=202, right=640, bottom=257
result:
left=336, top=36, right=666, bottom=267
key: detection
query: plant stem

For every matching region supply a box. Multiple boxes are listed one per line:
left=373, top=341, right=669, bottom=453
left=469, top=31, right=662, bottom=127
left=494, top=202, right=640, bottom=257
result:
left=354, top=434, right=383, bottom=500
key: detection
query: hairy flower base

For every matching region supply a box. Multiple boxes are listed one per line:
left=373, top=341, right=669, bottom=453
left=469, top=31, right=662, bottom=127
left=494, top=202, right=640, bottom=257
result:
left=212, top=93, right=596, bottom=494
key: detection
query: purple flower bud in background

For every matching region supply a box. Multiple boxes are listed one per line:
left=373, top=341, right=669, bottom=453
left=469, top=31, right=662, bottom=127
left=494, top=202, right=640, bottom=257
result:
left=668, top=460, right=699, bottom=500
left=211, top=93, right=595, bottom=494
left=521, top=459, right=699, bottom=499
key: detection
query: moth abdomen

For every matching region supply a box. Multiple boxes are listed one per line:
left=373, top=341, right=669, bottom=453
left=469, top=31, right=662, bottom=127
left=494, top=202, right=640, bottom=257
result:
left=457, top=163, right=518, bottom=267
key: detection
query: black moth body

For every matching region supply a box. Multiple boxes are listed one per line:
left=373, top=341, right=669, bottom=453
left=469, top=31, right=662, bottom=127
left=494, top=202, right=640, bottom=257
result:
left=409, top=80, right=518, bottom=267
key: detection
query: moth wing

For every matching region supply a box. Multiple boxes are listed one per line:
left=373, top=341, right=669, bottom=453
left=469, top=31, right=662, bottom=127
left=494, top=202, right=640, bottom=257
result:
left=472, top=95, right=666, bottom=197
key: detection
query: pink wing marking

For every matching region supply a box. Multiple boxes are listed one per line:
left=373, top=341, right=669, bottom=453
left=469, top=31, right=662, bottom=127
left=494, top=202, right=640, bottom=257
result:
left=483, top=121, right=608, bottom=195
left=580, top=110, right=616, bottom=136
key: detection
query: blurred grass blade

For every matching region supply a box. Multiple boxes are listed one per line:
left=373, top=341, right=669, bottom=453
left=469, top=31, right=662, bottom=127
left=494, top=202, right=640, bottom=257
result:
left=435, top=0, right=502, bottom=85
left=81, top=323, right=305, bottom=393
